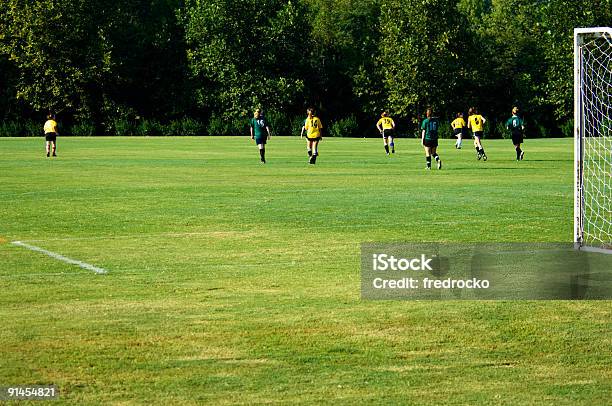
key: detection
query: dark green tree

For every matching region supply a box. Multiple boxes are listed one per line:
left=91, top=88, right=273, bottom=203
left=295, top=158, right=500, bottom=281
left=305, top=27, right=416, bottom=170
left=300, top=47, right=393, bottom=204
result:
left=539, top=0, right=612, bottom=122
left=182, top=0, right=308, bottom=118
left=376, top=0, right=468, bottom=123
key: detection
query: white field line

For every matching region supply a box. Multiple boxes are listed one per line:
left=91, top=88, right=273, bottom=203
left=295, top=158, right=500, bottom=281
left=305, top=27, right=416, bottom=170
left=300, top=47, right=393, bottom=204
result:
left=11, top=241, right=108, bottom=275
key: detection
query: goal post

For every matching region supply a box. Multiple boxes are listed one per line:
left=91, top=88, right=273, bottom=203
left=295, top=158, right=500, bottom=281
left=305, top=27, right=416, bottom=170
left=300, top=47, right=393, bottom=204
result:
left=574, top=27, right=612, bottom=253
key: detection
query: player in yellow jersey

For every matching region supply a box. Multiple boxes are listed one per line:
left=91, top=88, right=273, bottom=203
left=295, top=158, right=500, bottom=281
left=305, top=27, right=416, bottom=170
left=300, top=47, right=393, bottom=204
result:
left=467, top=107, right=487, bottom=161
left=43, top=113, right=59, bottom=158
left=376, top=111, right=396, bottom=155
left=450, top=112, right=466, bottom=149
left=300, top=107, right=323, bottom=165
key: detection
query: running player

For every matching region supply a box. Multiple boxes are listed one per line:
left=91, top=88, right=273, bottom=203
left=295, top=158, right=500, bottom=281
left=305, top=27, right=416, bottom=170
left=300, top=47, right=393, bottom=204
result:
left=249, top=108, right=271, bottom=163
left=421, top=108, right=442, bottom=170
left=451, top=112, right=466, bottom=149
left=376, top=111, right=396, bottom=155
left=467, top=107, right=487, bottom=161
left=300, top=107, right=323, bottom=164
left=506, top=106, right=525, bottom=161
left=43, top=113, right=59, bottom=158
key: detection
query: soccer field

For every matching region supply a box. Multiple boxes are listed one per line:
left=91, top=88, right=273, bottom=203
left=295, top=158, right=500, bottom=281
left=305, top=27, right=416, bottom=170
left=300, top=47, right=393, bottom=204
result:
left=0, top=136, right=610, bottom=404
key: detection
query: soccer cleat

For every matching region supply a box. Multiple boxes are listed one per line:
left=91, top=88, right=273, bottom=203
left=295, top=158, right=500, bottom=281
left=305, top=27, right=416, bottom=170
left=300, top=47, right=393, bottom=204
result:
left=482, top=154, right=487, bottom=161
left=392, top=149, right=395, bottom=154
left=52, top=153, right=57, bottom=157
left=477, top=153, right=482, bottom=160
left=46, top=152, right=50, bottom=157
left=386, top=152, right=390, bottom=156
left=520, top=151, right=524, bottom=160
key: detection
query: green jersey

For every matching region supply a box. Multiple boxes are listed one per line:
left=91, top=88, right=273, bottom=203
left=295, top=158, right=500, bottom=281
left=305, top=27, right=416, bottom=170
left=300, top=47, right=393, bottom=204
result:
left=421, top=117, right=439, bottom=141
left=506, top=115, right=524, bottom=133
left=250, top=117, right=268, bottom=139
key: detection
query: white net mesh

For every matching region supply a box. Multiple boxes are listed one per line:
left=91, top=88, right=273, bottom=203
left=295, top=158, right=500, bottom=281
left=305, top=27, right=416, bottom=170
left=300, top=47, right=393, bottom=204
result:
left=579, top=30, right=612, bottom=249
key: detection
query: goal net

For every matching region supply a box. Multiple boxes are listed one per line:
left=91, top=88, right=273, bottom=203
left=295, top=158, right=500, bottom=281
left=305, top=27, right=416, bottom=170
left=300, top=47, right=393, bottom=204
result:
left=574, top=27, right=612, bottom=252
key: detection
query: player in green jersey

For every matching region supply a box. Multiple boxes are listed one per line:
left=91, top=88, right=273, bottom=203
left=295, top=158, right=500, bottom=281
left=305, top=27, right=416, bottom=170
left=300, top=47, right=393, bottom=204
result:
left=506, top=106, right=525, bottom=161
left=421, top=108, right=442, bottom=170
left=249, top=109, right=271, bottom=163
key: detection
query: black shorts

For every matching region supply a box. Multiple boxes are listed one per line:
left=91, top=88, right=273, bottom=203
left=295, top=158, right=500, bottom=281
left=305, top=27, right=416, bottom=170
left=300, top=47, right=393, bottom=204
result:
left=381, top=129, right=394, bottom=138
left=45, top=132, right=57, bottom=142
left=453, top=128, right=464, bottom=136
left=307, top=137, right=321, bottom=142
left=255, top=137, right=267, bottom=145
left=511, top=132, right=523, bottom=145
left=423, top=138, right=438, bottom=148
left=473, top=131, right=483, bottom=139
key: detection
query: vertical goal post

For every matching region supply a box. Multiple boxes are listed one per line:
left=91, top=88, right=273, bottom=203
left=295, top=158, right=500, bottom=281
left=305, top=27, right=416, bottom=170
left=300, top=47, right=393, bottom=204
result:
left=574, top=27, right=612, bottom=254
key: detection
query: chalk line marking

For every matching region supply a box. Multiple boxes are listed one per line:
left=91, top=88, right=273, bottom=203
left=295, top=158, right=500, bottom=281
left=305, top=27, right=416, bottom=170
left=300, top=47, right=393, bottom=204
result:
left=11, top=241, right=108, bottom=275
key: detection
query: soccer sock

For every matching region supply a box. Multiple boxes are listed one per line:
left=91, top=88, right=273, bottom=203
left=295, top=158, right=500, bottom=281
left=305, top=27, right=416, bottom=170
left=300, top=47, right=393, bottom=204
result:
left=433, top=153, right=440, bottom=162
left=426, top=156, right=432, bottom=168
left=307, top=149, right=312, bottom=157
left=516, top=147, right=521, bottom=160
left=260, top=148, right=265, bottom=161
left=384, top=145, right=389, bottom=154
left=481, top=148, right=485, bottom=155
left=475, top=146, right=480, bottom=154
left=390, top=142, right=395, bottom=152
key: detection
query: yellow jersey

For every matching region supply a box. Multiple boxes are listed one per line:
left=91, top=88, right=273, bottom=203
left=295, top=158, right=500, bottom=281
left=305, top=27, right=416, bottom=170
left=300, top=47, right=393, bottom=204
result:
left=468, top=114, right=485, bottom=132
left=376, top=117, right=395, bottom=130
left=451, top=117, right=466, bottom=130
left=305, top=116, right=323, bottom=139
left=44, top=119, right=58, bottom=134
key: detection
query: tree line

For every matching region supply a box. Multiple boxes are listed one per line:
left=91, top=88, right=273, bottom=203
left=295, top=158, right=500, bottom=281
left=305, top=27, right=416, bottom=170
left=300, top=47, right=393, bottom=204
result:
left=0, top=0, right=610, bottom=137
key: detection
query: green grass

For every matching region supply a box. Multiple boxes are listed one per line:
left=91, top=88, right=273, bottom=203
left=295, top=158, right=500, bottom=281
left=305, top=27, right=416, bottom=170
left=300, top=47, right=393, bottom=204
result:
left=0, top=136, right=610, bottom=405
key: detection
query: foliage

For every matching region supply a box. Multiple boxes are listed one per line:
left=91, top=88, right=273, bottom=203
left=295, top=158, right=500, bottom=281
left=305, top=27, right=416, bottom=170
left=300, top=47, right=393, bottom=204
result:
left=498, top=122, right=512, bottom=140
left=0, top=0, right=190, bottom=124
left=182, top=0, right=307, bottom=118
left=0, top=121, right=22, bottom=137
left=265, top=110, right=293, bottom=137
left=113, top=119, right=135, bottom=137
left=206, top=114, right=248, bottom=137
left=23, top=120, right=42, bottom=137
left=377, top=0, right=468, bottom=117
left=69, top=122, right=96, bottom=137
left=166, top=117, right=205, bottom=137
left=0, top=0, right=610, bottom=136
left=329, top=116, right=359, bottom=137
left=135, top=119, right=163, bottom=137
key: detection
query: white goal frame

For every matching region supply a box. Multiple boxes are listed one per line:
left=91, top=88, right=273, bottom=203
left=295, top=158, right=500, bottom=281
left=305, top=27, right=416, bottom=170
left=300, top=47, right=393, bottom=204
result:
left=574, top=27, right=612, bottom=254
